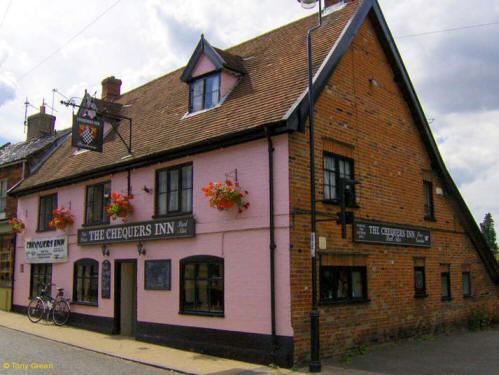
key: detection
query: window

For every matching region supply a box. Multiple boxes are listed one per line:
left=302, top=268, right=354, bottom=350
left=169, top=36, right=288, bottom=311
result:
left=323, top=153, right=355, bottom=205
left=156, top=164, right=193, bottom=216
left=414, top=266, right=426, bottom=297
left=462, top=272, right=471, bottom=297
left=423, top=181, right=434, bottom=220
left=189, top=73, right=220, bottom=112
left=441, top=272, right=451, bottom=300
left=30, top=264, right=52, bottom=298
left=38, top=194, right=57, bottom=232
left=180, top=256, right=224, bottom=316
left=0, top=179, right=7, bottom=217
left=73, top=259, right=98, bottom=305
left=320, top=266, right=367, bottom=303
left=85, top=181, right=111, bottom=225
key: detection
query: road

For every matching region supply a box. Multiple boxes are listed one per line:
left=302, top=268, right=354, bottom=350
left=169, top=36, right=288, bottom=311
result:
left=0, top=326, right=173, bottom=375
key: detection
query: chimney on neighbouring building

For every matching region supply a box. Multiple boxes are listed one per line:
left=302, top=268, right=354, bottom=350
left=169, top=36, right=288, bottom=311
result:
left=26, top=105, right=56, bottom=141
left=101, top=76, right=122, bottom=101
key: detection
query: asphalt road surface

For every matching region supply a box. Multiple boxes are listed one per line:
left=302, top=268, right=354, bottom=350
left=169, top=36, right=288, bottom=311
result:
left=0, top=326, right=173, bottom=375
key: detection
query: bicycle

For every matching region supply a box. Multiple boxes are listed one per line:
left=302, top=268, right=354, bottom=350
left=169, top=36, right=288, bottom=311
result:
left=27, top=283, right=71, bottom=326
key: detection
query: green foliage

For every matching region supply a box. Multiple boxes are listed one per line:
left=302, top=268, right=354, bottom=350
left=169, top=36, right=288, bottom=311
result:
left=340, top=350, right=353, bottom=363
left=340, top=345, right=367, bottom=363
left=480, top=213, right=498, bottom=253
left=268, top=363, right=280, bottom=369
left=468, top=309, right=491, bottom=331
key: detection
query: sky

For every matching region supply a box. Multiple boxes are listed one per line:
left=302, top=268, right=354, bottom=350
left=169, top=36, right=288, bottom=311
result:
left=0, top=0, right=498, bottom=232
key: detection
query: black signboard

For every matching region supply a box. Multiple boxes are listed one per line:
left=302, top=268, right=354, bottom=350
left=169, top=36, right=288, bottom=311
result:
left=101, top=260, right=111, bottom=299
left=72, top=115, right=104, bottom=152
left=77, top=216, right=195, bottom=245
left=144, top=260, right=171, bottom=290
left=353, top=220, right=431, bottom=247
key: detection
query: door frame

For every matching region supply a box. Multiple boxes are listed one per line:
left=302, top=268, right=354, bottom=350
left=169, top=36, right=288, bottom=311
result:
left=113, top=258, right=137, bottom=335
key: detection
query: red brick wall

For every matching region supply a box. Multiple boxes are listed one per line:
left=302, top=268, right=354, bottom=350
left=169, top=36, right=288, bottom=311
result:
left=288, top=17, right=498, bottom=364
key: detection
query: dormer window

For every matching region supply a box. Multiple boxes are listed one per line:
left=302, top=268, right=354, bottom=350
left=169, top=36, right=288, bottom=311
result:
left=190, top=73, right=220, bottom=113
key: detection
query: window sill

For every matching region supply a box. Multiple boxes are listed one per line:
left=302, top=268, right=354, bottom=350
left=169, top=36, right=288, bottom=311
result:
left=36, top=228, right=56, bottom=233
left=424, top=217, right=436, bottom=222
left=319, top=298, right=370, bottom=306
left=152, top=213, right=192, bottom=220
left=414, top=293, right=428, bottom=298
left=179, top=310, right=224, bottom=318
left=318, top=199, right=359, bottom=208
left=81, top=222, right=110, bottom=228
left=72, top=301, right=98, bottom=307
left=441, top=296, right=453, bottom=302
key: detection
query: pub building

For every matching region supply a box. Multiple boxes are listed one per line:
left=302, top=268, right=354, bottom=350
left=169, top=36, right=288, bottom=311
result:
left=10, top=0, right=498, bottom=367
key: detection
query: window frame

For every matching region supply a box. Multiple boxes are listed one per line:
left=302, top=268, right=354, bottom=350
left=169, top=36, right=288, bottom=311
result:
left=30, top=263, right=52, bottom=299
left=423, top=180, right=435, bottom=221
left=73, top=258, right=99, bottom=306
left=441, top=271, right=451, bottom=301
left=0, top=179, right=8, bottom=216
left=462, top=272, right=472, bottom=298
left=155, top=163, right=193, bottom=217
left=84, top=181, right=111, bottom=226
left=37, top=193, right=57, bottom=232
left=319, top=265, right=368, bottom=305
left=414, top=266, right=427, bottom=297
left=322, top=152, right=356, bottom=206
left=179, top=255, right=224, bottom=317
left=188, top=72, right=221, bottom=113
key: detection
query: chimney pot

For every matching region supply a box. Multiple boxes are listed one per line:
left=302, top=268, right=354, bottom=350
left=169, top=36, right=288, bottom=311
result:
left=101, top=76, right=122, bottom=101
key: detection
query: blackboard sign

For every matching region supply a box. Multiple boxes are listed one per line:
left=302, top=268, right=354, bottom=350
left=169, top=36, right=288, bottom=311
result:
left=101, top=260, right=111, bottom=299
left=353, top=220, right=431, bottom=247
left=145, top=260, right=171, bottom=290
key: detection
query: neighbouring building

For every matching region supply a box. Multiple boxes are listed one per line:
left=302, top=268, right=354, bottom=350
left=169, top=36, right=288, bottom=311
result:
left=0, top=106, right=70, bottom=311
left=9, top=0, right=498, bottom=367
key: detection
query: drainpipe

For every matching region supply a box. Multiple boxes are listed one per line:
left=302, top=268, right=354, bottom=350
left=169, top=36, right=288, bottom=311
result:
left=264, top=126, right=278, bottom=363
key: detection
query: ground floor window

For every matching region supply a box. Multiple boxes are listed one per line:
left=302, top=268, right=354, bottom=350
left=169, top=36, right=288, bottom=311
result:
left=30, top=264, right=52, bottom=298
left=462, top=272, right=471, bottom=297
left=73, top=258, right=98, bottom=305
left=320, top=266, right=367, bottom=303
left=180, top=256, right=223, bottom=316
left=441, top=272, right=451, bottom=300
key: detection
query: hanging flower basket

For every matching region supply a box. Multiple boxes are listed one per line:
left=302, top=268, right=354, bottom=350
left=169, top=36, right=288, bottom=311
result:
left=49, top=207, right=74, bottom=230
left=105, top=193, right=134, bottom=220
left=201, top=180, right=249, bottom=213
left=9, top=218, right=25, bottom=234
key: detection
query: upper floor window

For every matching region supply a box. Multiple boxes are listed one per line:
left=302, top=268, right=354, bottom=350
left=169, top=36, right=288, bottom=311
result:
left=85, top=181, right=111, bottom=225
left=423, top=180, right=434, bottom=221
left=323, top=153, right=355, bottom=206
left=156, top=164, right=192, bottom=216
left=73, top=258, right=98, bottom=305
left=189, top=73, right=220, bottom=113
left=0, top=179, right=7, bottom=218
left=38, top=193, right=57, bottom=232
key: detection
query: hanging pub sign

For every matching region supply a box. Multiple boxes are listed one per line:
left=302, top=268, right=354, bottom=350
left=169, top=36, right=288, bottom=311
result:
left=353, top=220, right=431, bottom=247
left=25, top=236, right=68, bottom=264
left=77, top=216, right=195, bottom=245
left=71, top=95, right=104, bottom=152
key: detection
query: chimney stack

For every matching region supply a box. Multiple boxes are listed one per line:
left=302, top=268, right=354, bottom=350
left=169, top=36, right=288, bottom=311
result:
left=26, top=105, right=56, bottom=140
left=101, top=76, right=122, bottom=101
left=325, top=0, right=344, bottom=8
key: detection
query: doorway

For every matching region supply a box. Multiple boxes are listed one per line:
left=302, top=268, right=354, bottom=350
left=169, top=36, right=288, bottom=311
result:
left=114, top=259, right=137, bottom=337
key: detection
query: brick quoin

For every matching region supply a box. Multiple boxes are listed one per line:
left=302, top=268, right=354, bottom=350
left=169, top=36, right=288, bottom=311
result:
left=288, top=17, right=498, bottom=364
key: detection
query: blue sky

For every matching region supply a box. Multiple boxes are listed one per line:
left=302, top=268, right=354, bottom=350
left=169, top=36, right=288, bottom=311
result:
left=0, top=0, right=498, bottom=230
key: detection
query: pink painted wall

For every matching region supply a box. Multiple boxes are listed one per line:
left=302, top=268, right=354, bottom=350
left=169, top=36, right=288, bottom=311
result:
left=14, top=134, right=292, bottom=336
left=191, top=54, right=239, bottom=99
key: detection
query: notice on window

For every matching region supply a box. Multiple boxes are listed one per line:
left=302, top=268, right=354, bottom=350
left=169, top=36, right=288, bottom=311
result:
left=353, top=220, right=431, bottom=247
left=25, top=236, right=68, bottom=264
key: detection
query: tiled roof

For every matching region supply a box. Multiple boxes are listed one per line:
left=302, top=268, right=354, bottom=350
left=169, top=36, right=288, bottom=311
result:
left=15, top=1, right=361, bottom=192
left=0, top=129, right=71, bottom=167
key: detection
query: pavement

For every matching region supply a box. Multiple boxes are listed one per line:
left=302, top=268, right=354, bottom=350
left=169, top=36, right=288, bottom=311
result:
left=1, top=310, right=497, bottom=375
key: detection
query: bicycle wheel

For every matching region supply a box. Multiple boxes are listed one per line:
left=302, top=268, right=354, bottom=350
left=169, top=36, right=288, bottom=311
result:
left=27, top=298, right=45, bottom=323
left=52, top=300, right=70, bottom=326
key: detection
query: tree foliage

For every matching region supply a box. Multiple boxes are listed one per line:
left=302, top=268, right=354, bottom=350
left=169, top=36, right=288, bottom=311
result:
left=480, top=213, right=498, bottom=254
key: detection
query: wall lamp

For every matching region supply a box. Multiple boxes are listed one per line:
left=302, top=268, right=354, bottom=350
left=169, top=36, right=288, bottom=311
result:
left=101, top=244, right=110, bottom=257
left=137, top=241, right=146, bottom=256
